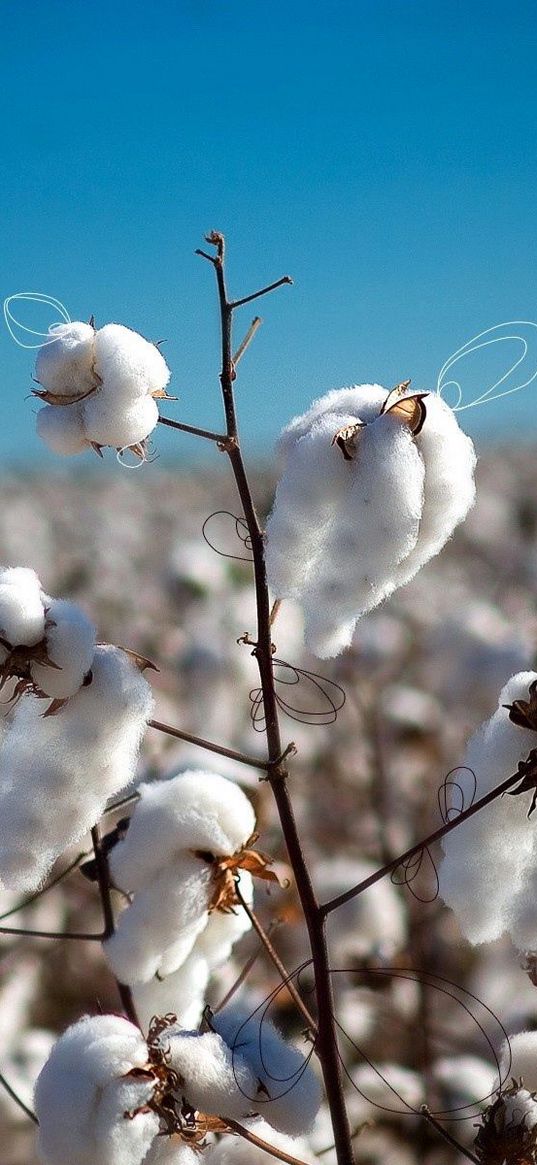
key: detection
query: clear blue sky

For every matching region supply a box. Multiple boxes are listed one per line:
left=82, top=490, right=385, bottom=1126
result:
left=1, top=0, right=537, bottom=468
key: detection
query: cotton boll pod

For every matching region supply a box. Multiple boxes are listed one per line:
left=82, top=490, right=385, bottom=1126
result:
left=34, top=1014, right=159, bottom=1165
left=160, top=1028, right=260, bottom=1120
left=205, top=1119, right=315, bottom=1165
left=440, top=672, right=537, bottom=944
left=30, top=596, right=96, bottom=699
left=0, top=645, right=154, bottom=891
left=211, top=1002, right=322, bottom=1136
left=36, top=402, right=87, bottom=456
left=133, top=950, right=211, bottom=1033
left=0, top=566, right=44, bottom=647
left=82, top=392, right=159, bottom=449
left=34, top=322, right=98, bottom=398
left=109, top=772, right=257, bottom=892
left=93, top=323, right=171, bottom=401
left=474, top=1082, right=537, bottom=1164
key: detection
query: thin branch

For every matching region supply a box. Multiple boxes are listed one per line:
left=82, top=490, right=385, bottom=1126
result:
left=233, top=316, right=262, bottom=366
left=148, top=718, right=269, bottom=771
left=0, top=1069, right=38, bottom=1124
left=321, top=765, right=527, bottom=917
left=222, top=1117, right=312, bottom=1165
left=157, top=415, right=229, bottom=445
left=230, top=276, right=293, bottom=310
left=235, top=885, right=317, bottom=1035
left=420, top=1105, right=480, bottom=1164
left=0, top=851, right=87, bottom=921
left=90, top=826, right=140, bottom=1027
left=316, top=1122, right=373, bottom=1155
left=0, top=923, right=103, bottom=940
left=213, top=919, right=281, bottom=1013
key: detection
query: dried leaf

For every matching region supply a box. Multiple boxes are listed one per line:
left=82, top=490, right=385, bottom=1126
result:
left=382, top=390, right=428, bottom=436
left=331, top=421, right=364, bottom=461
left=117, top=647, right=160, bottom=673
left=32, top=380, right=101, bottom=406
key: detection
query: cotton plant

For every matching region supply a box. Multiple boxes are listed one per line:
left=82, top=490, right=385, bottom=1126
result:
left=439, top=671, right=537, bottom=949
left=105, top=771, right=279, bottom=989
left=472, top=1031, right=537, bottom=1163
left=33, top=320, right=172, bottom=459
left=265, top=381, right=476, bottom=657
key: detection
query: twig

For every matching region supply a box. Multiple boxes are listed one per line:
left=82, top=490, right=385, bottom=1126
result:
left=230, top=276, right=293, bottom=309
left=213, top=918, right=281, bottom=1013
left=148, top=718, right=269, bottom=771
left=420, top=1105, right=480, bottom=1164
left=222, top=1116, right=312, bottom=1165
left=321, top=765, right=528, bottom=916
left=90, top=826, right=139, bottom=1027
left=234, top=885, right=317, bottom=1034
left=0, top=1069, right=38, bottom=1124
left=0, top=851, right=87, bottom=921
left=233, top=316, right=262, bottom=366
left=198, top=230, right=355, bottom=1165
left=0, top=924, right=103, bottom=940
left=157, top=415, right=229, bottom=445
left=270, top=599, right=282, bottom=627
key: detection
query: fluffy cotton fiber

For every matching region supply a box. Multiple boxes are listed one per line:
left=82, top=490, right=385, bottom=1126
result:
left=34, top=321, right=171, bottom=455
left=265, top=384, right=476, bottom=657
left=105, top=771, right=255, bottom=985
left=30, top=596, right=96, bottom=699
left=440, top=672, right=537, bottom=946
left=0, top=645, right=154, bottom=891
left=34, top=1015, right=159, bottom=1165
left=0, top=567, right=45, bottom=649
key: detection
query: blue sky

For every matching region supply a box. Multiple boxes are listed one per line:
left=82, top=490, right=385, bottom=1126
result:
left=1, top=0, right=537, bottom=468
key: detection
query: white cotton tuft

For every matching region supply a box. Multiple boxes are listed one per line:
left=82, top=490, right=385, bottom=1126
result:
left=205, top=1119, right=315, bottom=1165
left=0, top=645, right=154, bottom=890
left=36, top=403, right=88, bottom=455
left=211, top=1003, right=322, bottom=1135
left=34, top=1014, right=159, bottom=1165
left=30, top=596, right=96, bottom=698
left=0, top=566, right=45, bottom=646
left=440, top=672, right=537, bottom=945
left=144, top=1140, right=200, bottom=1165
left=93, top=323, right=170, bottom=400
left=133, top=950, right=211, bottom=1033
left=266, top=385, right=475, bottom=657
left=83, top=392, right=160, bottom=449
left=35, top=322, right=98, bottom=396
left=163, top=1028, right=260, bottom=1119
left=500, top=1031, right=537, bottom=1093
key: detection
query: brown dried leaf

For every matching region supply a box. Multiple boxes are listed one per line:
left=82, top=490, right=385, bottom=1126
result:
left=331, top=421, right=364, bottom=461
left=381, top=390, right=428, bottom=436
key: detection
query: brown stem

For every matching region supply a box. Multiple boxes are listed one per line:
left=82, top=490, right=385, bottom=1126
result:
left=322, top=764, right=527, bottom=916
left=148, top=718, right=269, bottom=771
left=230, top=275, right=293, bottom=309
left=213, top=921, right=280, bottom=1013
left=0, top=1069, right=38, bottom=1125
left=200, top=231, right=355, bottom=1165
left=0, top=851, right=87, bottom=921
left=420, top=1106, right=479, bottom=1164
left=90, top=826, right=139, bottom=1027
left=157, top=415, right=228, bottom=444
left=222, top=1117, right=311, bottom=1165
left=233, top=316, right=262, bottom=366
left=0, top=924, right=104, bottom=940
left=235, top=885, right=317, bottom=1034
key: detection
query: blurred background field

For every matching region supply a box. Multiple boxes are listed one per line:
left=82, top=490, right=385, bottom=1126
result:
left=2, top=448, right=537, bottom=1163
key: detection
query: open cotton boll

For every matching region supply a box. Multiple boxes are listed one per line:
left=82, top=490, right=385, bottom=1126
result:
left=133, top=950, right=211, bottom=1033
left=34, top=1015, right=158, bottom=1165
left=500, top=1031, right=537, bottom=1092
left=0, top=645, right=154, bottom=891
left=105, top=856, right=213, bottom=984
left=196, top=871, right=254, bottom=965
left=94, top=323, right=171, bottom=401
left=144, top=1141, right=200, bottom=1165
left=211, top=1003, right=321, bottom=1136
left=206, top=1119, right=315, bottom=1165
left=162, top=1028, right=260, bottom=1120
left=109, top=772, right=256, bottom=892
left=36, top=402, right=87, bottom=455
left=440, top=672, right=537, bottom=944
left=83, top=391, right=159, bottom=449
left=35, top=322, right=98, bottom=397
left=0, top=566, right=44, bottom=646
left=30, top=596, right=96, bottom=698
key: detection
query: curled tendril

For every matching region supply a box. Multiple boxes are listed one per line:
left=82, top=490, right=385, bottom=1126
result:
left=390, top=846, right=439, bottom=904
left=438, top=766, right=477, bottom=824
left=389, top=766, right=478, bottom=904
left=202, top=510, right=254, bottom=562
left=248, top=658, right=346, bottom=732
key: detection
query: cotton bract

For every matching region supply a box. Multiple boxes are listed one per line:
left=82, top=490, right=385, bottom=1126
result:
left=440, top=672, right=537, bottom=946
left=34, top=321, right=171, bottom=455
left=265, top=384, right=476, bottom=657
left=105, top=771, right=255, bottom=985
left=0, top=645, right=154, bottom=890
left=34, top=1015, right=159, bottom=1165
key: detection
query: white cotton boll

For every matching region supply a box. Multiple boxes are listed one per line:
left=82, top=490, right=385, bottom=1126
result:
left=144, top=1140, right=200, bottom=1165
left=0, top=566, right=44, bottom=646
left=440, top=672, right=537, bottom=944
left=500, top=1031, right=537, bottom=1092
left=110, top=772, right=256, bottom=892
left=206, top=1119, right=315, bottom=1165
left=94, top=323, right=170, bottom=401
left=30, top=596, right=96, bottom=698
left=36, top=402, right=88, bottom=455
left=105, top=857, right=212, bottom=984
left=196, top=871, right=253, bottom=966
left=163, top=1028, right=260, bottom=1119
left=35, top=322, right=97, bottom=397
left=211, top=1003, right=322, bottom=1136
left=0, top=645, right=154, bottom=891
left=133, top=950, right=211, bottom=1033
left=34, top=1015, right=158, bottom=1165
left=83, top=391, right=159, bottom=448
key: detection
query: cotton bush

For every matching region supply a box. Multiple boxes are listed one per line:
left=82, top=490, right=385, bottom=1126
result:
left=265, top=384, right=476, bottom=657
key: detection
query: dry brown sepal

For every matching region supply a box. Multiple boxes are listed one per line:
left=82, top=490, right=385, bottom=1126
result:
left=191, top=833, right=291, bottom=915
left=332, top=379, right=429, bottom=461
left=474, top=1080, right=537, bottom=1164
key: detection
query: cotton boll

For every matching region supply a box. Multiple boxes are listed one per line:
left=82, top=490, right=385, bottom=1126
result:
left=94, top=323, right=170, bottom=401
left=35, top=322, right=97, bottom=397
left=0, top=645, right=154, bottom=891
left=196, top=871, right=253, bottom=966
left=83, top=392, right=159, bottom=448
left=133, top=951, right=211, bottom=1033
left=162, top=1027, right=260, bottom=1120
left=144, top=1140, right=200, bottom=1165
left=30, top=597, right=96, bottom=698
left=440, top=672, right=537, bottom=944
left=206, top=1119, right=315, bottom=1165
left=211, top=1003, right=322, bottom=1136
left=500, top=1031, right=537, bottom=1092
left=36, top=402, right=87, bottom=455
left=0, top=566, right=44, bottom=646
left=109, top=772, right=256, bottom=892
